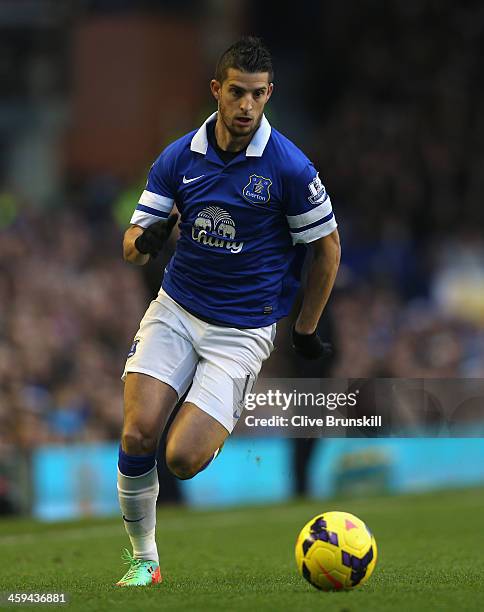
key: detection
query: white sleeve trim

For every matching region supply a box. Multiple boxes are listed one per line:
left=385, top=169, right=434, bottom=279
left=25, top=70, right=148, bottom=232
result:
left=138, top=190, right=174, bottom=212
left=130, top=210, right=165, bottom=228
left=290, top=218, right=338, bottom=244
left=286, top=197, right=332, bottom=229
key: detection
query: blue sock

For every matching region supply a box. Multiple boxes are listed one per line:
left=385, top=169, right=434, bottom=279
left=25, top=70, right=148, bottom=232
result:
left=118, top=445, right=156, bottom=477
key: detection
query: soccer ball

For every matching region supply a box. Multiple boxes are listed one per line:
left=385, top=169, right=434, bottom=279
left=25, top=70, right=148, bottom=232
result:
left=295, top=511, right=377, bottom=590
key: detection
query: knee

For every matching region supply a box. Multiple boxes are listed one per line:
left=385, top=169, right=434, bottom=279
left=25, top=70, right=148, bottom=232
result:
left=121, top=424, right=158, bottom=455
left=165, top=444, right=201, bottom=480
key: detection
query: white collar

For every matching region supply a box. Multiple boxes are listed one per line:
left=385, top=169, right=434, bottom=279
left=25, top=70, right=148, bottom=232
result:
left=190, top=111, right=272, bottom=157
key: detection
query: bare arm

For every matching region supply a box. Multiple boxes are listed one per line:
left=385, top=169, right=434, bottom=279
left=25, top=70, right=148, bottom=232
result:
left=295, top=229, right=341, bottom=334
left=123, top=225, right=150, bottom=266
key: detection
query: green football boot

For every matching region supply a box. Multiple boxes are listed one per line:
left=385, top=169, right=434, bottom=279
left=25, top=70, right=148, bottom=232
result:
left=115, top=549, right=162, bottom=587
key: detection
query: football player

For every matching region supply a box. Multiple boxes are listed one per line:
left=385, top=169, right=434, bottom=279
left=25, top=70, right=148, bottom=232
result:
left=116, top=36, right=340, bottom=586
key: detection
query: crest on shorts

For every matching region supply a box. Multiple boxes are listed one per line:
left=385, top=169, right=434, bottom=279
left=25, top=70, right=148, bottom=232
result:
left=127, top=338, right=140, bottom=358
left=242, top=174, right=272, bottom=204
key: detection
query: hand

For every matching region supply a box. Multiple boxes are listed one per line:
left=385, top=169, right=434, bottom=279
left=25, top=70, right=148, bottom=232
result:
left=292, top=325, right=333, bottom=360
left=134, top=213, right=179, bottom=258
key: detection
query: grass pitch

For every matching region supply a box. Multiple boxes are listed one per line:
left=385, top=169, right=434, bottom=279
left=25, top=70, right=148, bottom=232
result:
left=0, top=487, right=483, bottom=611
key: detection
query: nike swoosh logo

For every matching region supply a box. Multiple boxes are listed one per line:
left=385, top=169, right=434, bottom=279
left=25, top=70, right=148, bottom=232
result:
left=183, top=175, right=204, bottom=184
left=123, top=515, right=145, bottom=523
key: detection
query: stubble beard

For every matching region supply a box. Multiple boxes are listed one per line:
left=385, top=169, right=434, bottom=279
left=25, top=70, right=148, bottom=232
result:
left=219, top=104, right=262, bottom=141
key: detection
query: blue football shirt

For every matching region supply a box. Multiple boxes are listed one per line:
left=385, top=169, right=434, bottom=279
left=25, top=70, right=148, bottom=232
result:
left=130, top=112, right=338, bottom=328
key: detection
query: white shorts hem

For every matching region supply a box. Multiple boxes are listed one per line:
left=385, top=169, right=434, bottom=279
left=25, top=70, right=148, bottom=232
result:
left=186, top=395, right=234, bottom=435
left=121, top=366, right=181, bottom=397
left=185, top=387, right=234, bottom=435
left=123, top=367, right=234, bottom=433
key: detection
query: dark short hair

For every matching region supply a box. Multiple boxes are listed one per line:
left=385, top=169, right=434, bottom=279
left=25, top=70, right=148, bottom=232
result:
left=215, top=36, right=273, bottom=83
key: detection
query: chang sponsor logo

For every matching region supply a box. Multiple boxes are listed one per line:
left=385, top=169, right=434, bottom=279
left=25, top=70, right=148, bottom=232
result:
left=191, top=206, right=244, bottom=254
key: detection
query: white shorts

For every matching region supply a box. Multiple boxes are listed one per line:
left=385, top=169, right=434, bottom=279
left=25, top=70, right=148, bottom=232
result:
left=122, top=289, right=276, bottom=433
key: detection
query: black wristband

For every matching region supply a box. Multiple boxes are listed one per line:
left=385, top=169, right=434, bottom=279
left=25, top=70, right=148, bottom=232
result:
left=134, top=214, right=179, bottom=258
left=292, top=326, right=333, bottom=360
left=134, top=231, right=161, bottom=257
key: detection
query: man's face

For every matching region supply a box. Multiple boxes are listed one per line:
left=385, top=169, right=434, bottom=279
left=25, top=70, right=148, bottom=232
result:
left=211, top=68, right=273, bottom=139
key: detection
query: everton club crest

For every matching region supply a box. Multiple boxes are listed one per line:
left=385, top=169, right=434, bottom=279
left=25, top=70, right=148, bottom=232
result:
left=127, top=338, right=140, bottom=358
left=242, top=174, right=272, bottom=204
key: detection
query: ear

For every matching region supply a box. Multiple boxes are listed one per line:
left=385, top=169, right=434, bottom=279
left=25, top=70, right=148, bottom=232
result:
left=266, top=82, right=274, bottom=102
left=210, top=79, right=221, bottom=101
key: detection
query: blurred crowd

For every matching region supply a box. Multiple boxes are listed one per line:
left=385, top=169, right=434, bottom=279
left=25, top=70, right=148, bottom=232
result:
left=305, top=1, right=484, bottom=379
left=1, top=0, right=484, bottom=448
left=0, top=199, right=482, bottom=449
left=0, top=206, right=146, bottom=448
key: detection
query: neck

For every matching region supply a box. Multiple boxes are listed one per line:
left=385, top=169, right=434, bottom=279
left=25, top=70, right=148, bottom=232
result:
left=214, top=117, right=253, bottom=152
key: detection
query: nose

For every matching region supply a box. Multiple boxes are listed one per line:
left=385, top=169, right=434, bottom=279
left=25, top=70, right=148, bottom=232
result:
left=240, top=93, right=253, bottom=113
